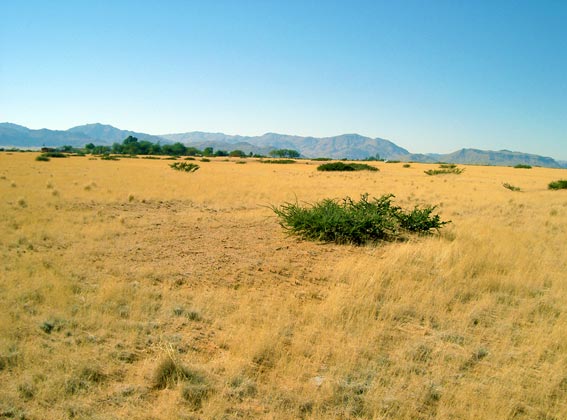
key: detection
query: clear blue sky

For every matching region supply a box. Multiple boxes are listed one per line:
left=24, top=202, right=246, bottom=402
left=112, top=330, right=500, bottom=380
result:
left=1, top=0, right=566, bottom=159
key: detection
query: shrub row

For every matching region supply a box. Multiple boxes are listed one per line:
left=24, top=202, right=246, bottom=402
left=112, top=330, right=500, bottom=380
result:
left=317, top=162, right=379, bottom=172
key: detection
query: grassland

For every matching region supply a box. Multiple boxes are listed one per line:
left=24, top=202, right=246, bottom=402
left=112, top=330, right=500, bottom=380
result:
left=1, top=153, right=566, bottom=419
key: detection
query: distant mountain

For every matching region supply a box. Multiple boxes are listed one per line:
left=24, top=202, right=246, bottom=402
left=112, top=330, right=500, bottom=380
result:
left=0, top=123, right=93, bottom=148
left=429, top=148, right=562, bottom=168
left=1, top=122, right=564, bottom=168
left=68, top=123, right=166, bottom=144
left=162, top=131, right=409, bottom=160
left=161, top=131, right=248, bottom=144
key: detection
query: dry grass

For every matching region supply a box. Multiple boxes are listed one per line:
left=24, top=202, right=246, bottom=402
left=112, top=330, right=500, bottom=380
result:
left=0, top=152, right=566, bottom=419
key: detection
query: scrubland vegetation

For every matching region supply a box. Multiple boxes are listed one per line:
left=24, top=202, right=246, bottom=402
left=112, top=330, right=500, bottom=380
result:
left=1, top=152, right=566, bottom=419
left=317, top=162, right=379, bottom=172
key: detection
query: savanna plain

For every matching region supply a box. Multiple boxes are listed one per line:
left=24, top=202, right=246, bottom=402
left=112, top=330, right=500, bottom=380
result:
left=1, top=152, right=566, bottom=420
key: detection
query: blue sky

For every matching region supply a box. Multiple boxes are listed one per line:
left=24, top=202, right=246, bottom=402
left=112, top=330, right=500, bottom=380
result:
left=1, top=0, right=566, bottom=159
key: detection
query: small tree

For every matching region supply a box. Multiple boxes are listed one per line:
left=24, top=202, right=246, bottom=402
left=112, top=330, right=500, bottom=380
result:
left=229, top=150, right=246, bottom=158
left=269, top=149, right=300, bottom=158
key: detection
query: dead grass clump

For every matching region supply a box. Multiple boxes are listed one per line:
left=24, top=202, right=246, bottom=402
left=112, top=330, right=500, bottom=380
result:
left=153, top=357, right=204, bottom=390
left=65, top=366, right=106, bottom=395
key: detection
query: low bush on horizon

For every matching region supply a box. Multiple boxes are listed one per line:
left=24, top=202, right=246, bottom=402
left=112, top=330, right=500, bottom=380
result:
left=317, top=162, right=378, bottom=172
left=514, top=164, right=532, bottom=169
left=35, top=155, right=50, bottom=161
left=272, top=193, right=448, bottom=245
left=100, top=154, right=120, bottom=161
left=424, top=165, right=464, bottom=175
left=260, top=159, right=296, bottom=164
left=548, top=179, right=567, bottom=190
left=503, top=182, right=521, bottom=192
left=170, top=162, right=200, bottom=173
left=42, top=152, right=67, bottom=158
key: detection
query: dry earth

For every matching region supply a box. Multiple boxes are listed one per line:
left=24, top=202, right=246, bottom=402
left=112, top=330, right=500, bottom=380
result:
left=1, top=152, right=566, bottom=419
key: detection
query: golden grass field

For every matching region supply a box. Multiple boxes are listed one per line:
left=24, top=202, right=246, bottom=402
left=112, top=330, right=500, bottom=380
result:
left=1, top=152, right=566, bottom=419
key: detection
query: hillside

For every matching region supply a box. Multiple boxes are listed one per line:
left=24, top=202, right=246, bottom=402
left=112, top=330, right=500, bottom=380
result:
left=1, top=122, right=563, bottom=168
left=68, top=123, right=166, bottom=144
left=0, top=123, right=93, bottom=148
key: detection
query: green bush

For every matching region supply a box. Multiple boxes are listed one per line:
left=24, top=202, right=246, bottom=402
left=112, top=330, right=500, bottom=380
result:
left=260, top=159, right=296, bottom=164
left=548, top=180, right=567, bottom=190
left=42, top=152, right=67, bottom=158
left=503, top=183, right=521, bottom=192
left=170, top=162, right=199, bottom=172
left=101, top=154, right=119, bottom=161
left=317, top=162, right=378, bottom=172
left=514, top=164, right=532, bottom=169
left=271, top=193, right=448, bottom=245
left=403, top=164, right=411, bottom=168
left=35, top=155, right=50, bottom=162
left=424, top=166, right=464, bottom=175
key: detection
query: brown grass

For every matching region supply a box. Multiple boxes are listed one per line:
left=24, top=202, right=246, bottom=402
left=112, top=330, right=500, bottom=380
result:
left=0, top=152, right=566, bottom=419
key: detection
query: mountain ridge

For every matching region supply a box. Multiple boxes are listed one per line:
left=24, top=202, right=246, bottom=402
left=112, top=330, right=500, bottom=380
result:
left=0, top=122, right=564, bottom=168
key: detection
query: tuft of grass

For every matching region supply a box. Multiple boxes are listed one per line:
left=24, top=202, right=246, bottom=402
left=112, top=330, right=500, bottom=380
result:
left=152, top=351, right=213, bottom=408
left=503, top=182, right=521, bottom=192
left=65, top=366, right=106, bottom=395
left=548, top=179, right=567, bottom=190
left=181, top=383, right=213, bottom=409
left=271, top=193, right=448, bottom=245
left=170, top=162, right=200, bottom=172
left=317, top=162, right=379, bottom=172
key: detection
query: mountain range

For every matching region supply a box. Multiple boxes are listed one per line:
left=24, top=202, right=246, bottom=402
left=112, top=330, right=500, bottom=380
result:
left=1, top=122, right=565, bottom=168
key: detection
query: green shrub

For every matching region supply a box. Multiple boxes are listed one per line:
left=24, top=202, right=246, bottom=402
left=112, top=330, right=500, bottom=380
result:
left=271, top=193, right=448, bottom=245
left=317, top=162, right=378, bottom=172
left=403, top=164, right=411, bottom=168
left=101, top=154, right=119, bottom=161
left=170, top=162, right=199, bottom=172
left=548, top=180, right=567, bottom=190
left=514, top=164, right=532, bottom=169
left=424, top=166, right=464, bottom=175
left=42, top=152, right=67, bottom=158
left=311, top=157, right=332, bottom=161
left=35, top=155, right=50, bottom=161
left=260, top=159, right=296, bottom=164
left=503, top=183, right=521, bottom=192
left=200, top=158, right=211, bottom=162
